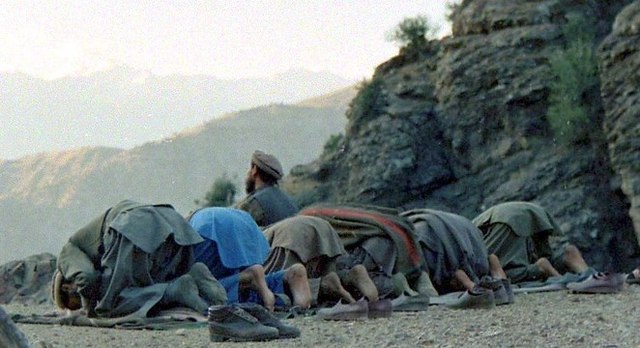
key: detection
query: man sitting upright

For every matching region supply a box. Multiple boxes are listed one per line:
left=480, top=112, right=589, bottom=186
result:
left=235, top=150, right=299, bottom=227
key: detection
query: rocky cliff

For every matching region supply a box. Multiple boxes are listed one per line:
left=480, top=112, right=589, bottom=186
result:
left=598, top=1, right=640, bottom=257
left=284, top=0, right=640, bottom=271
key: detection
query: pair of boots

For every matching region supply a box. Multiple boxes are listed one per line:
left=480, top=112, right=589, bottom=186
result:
left=208, top=303, right=300, bottom=342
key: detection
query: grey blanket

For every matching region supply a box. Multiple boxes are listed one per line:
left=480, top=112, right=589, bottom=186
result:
left=402, top=209, right=490, bottom=293
left=10, top=307, right=206, bottom=330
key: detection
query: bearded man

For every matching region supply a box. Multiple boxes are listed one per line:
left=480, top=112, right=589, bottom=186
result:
left=235, top=150, right=299, bottom=227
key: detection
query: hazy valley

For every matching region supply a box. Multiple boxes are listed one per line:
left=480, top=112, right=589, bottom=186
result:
left=0, top=77, right=355, bottom=263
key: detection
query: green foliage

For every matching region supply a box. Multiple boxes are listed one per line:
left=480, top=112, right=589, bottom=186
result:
left=445, top=0, right=465, bottom=23
left=346, top=78, right=386, bottom=124
left=195, top=174, right=238, bottom=207
left=546, top=15, right=599, bottom=145
left=386, top=15, right=438, bottom=48
left=322, top=133, right=344, bottom=157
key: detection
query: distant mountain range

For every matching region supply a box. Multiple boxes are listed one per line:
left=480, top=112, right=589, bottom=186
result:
left=0, top=66, right=353, bottom=159
left=0, top=86, right=356, bottom=264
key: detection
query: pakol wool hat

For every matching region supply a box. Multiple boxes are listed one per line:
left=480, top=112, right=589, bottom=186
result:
left=251, top=150, right=284, bottom=180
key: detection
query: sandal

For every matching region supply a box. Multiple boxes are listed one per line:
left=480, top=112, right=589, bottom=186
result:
left=626, top=268, right=640, bottom=285
left=567, top=272, right=625, bottom=294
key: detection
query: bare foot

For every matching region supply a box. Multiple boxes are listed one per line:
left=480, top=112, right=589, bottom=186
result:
left=242, top=264, right=276, bottom=311
left=535, top=257, right=561, bottom=277
left=320, top=272, right=356, bottom=303
left=345, top=265, right=379, bottom=302
left=562, top=244, right=589, bottom=274
left=284, top=263, right=312, bottom=309
left=453, top=269, right=476, bottom=293
left=488, top=254, right=508, bottom=279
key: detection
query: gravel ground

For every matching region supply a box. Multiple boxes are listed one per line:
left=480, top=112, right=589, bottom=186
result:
left=5, top=285, right=640, bottom=347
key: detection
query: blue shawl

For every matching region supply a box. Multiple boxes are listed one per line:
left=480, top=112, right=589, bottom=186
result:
left=189, top=208, right=270, bottom=269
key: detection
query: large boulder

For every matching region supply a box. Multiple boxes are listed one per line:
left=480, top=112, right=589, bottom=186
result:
left=0, top=253, right=56, bottom=305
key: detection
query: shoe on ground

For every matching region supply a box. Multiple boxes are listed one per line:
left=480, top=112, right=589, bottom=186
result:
left=492, top=284, right=510, bottom=305
left=478, top=276, right=502, bottom=291
left=207, top=305, right=279, bottom=342
left=444, top=287, right=495, bottom=310
left=626, top=268, right=640, bottom=284
left=502, top=278, right=515, bottom=304
left=482, top=277, right=514, bottom=305
left=237, top=303, right=300, bottom=339
left=479, top=276, right=511, bottom=305
left=316, top=299, right=368, bottom=321
left=368, top=298, right=393, bottom=318
left=391, top=293, right=430, bottom=312
left=567, top=272, right=626, bottom=294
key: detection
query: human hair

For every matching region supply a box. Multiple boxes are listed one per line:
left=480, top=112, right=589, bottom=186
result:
left=254, top=165, right=279, bottom=186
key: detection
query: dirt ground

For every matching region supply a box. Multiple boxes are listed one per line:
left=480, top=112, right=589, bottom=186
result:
left=5, top=285, right=640, bottom=347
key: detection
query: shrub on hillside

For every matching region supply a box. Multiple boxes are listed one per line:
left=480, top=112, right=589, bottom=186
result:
left=322, top=133, right=344, bottom=158
left=546, top=14, right=600, bottom=145
left=195, top=174, right=238, bottom=207
left=346, top=78, right=386, bottom=125
left=386, top=15, right=438, bottom=48
left=445, top=0, right=467, bottom=23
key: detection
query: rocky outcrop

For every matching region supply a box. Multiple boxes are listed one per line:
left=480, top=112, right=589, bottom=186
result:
left=0, top=253, right=56, bottom=305
left=285, top=0, right=639, bottom=270
left=599, top=1, right=640, bottom=248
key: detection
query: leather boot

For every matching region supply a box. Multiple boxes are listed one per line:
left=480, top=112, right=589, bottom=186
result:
left=237, top=302, right=301, bottom=338
left=207, top=305, right=279, bottom=342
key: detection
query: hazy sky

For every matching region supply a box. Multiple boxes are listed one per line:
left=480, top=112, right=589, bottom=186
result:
left=0, top=1, right=454, bottom=81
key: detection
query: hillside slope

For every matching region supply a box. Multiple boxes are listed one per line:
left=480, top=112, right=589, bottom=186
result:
left=0, top=87, right=355, bottom=263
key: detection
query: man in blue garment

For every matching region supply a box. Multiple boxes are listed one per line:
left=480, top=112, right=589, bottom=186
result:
left=188, top=207, right=311, bottom=311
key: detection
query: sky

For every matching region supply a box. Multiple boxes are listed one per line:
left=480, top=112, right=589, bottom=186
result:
left=0, top=1, right=454, bottom=81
